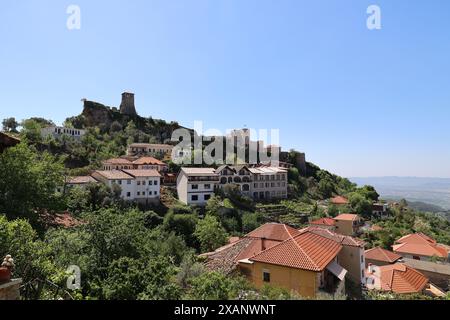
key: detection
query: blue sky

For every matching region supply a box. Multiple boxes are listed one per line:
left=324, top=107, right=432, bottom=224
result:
left=1, top=0, right=450, bottom=178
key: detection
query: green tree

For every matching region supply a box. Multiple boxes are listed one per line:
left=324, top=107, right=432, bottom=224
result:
left=348, top=192, right=373, bottom=218
left=194, top=215, right=228, bottom=252
left=163, top=211, right=198, bottom=248
left=2, top=117, right=19, bottom=132
left=0, top=143, right=65, bottom=221
left=0, top=216, right=65, bottom=299
left=187, top=272, right=248, bottom=300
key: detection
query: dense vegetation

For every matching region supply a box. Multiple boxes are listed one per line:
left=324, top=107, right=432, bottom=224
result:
left=1, top=115, right=449, bottom=300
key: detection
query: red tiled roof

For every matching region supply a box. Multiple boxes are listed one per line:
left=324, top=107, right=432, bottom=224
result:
left=93, top=170, right=133, bottom=180
left=365, top=247, right=402, bottom=263
left=393, top=243, right=449, bottom=259
left=378, top=263, right=429, bottom=294
left=67, top=176, right=98, bottom=184
left=103, top=158, right=132, bottom=165
left=334, top=213, right=359, bottom=221
left=310, top=217, right=336, bottom=226
left=202, top=223, right=301, bottom=274
left=302, top=226, right=365, bottom=247
left=246, top=223, right=300, bottom=241
left=330, top=196, right=349, bottom=205
left=202, top=237, right=280, bottom=274
left=249, top=231, right=342, bottom=271
left=132, top=156, right=166, bottom=166
left=393, top=233, right=449, bottom=258
left=396, top=233, right=436, bottom=245
left=122, top=169, right=161, bottom=178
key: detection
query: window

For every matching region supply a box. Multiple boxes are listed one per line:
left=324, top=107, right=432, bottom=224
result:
left=413, top=256, right=420, bottom=260
left=137, top=192, right=140, bottom=196
left=191, top=195, right=199, bottom=201
left=149, top=180, right=152, bottom=185
left=137, top=181, right=141, bottom=185
left=143, top=181, right=146, bottom=185
left=204, top=184, right=211, bottom=189
left=142, top=192, right=145, bottom=196
left=127, top=180, right=131, bottom=185
left=154, top=180, right=158, bottom=185
left=204, top=194, right=211, bottom=201
left=192, top=184, right=199, bottom=190
left=126, top=192, right=131, bottom=197
left=263, top=271, right=270, bottom=283
left=118, top=180, right=122, bottom=185
left=361, top=255, right=364, bottom=263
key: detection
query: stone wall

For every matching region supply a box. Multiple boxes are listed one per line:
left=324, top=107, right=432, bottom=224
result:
left=0, top=279, right=22, bottom=300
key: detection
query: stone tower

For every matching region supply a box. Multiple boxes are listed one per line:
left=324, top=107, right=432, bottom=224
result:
left=120, top=92, right=137, bottom=116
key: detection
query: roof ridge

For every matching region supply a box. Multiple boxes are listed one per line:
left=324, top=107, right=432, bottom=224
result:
left=289, top=232, right=321, bottom=271
left=283, top=224, right=296, bottom=238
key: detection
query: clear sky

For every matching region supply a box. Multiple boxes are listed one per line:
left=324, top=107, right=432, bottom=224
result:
left=1, top=0, right=450, bottom=178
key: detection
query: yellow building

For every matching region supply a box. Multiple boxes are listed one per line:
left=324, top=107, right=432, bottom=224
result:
left=237, top=230, right=346, bottom=298
left=334, top=214, right=361, bottom=236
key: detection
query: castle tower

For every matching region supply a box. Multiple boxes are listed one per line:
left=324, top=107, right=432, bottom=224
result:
left=120, top=92, right=137, bottom=116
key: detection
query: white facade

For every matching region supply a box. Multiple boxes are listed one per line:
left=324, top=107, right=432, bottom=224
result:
left=127, top=143, right=173, bottom=157
left=176, top=168, right=219, bottom=206
left=41, top=126, right=86, bottom=140
left=176, top=165, right=289, bottom=205
left=123, top=170, right=161, bottom=204
left=91, top=169, right=161, bottom=204
left=216, top=165, right=253, bottom=197
left=249, top=167, right=288, bottom=200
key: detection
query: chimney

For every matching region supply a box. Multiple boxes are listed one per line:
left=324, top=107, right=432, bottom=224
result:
left=261, top=237, right=266, bottom=251
left=120, top=92, right=137, bottom=116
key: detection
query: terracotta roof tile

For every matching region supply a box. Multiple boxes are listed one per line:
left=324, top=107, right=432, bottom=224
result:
left=393, top=233, right=449, bottom=258
left=122, top=169, right=161, bottom=178
left=246, top=223, right=301, bottom=241
left=93, top=170, right=133, bottom=180
left=310, top=217, right=336, bottom=226
left=301, top=226, right=365, bottom=247
left=132, top=156, right=166, bottom=166
left=365, top=247, right=402, bottom=263
left=249, top=231, right=342, bottom=271
left=202, top=223, right=301, bottom=274
left=378, top=263, right=429, bottom=294
left=67, top=176, right=98, bottom=184
left=103, top=158, right=132, bottom=165
left=330, top=196, right=349, bottom=205
left=334, top=213, right=359, bottom=221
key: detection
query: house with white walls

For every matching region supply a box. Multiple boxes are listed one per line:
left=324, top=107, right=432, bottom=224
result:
left=176, top=168, right=220, bottom=205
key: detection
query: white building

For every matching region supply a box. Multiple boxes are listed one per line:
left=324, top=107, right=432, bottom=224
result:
left=41, top=126, right=86, bottom=140
left=91, top=169, right=161, bottom=204
left=215, top=165, right=253, bottom=198
left=122, top=169, right=161, bottom=205
left=176, top=165, right=289, bottom=205
left=102, top=158, right=134, bottom=171
left=249, top=166, right=288, bottom=200
left=127, top=143, right=173, bottom=157
left=176, top=168, right=219, bottom=206
left=102, top=156, right=168, bottom=173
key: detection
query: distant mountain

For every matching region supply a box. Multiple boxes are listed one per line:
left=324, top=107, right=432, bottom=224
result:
left=350, top=176, right=450, bottom=210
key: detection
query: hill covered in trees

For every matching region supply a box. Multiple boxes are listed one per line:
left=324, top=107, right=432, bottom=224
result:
left=1, top=106, right=450, bottom=300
